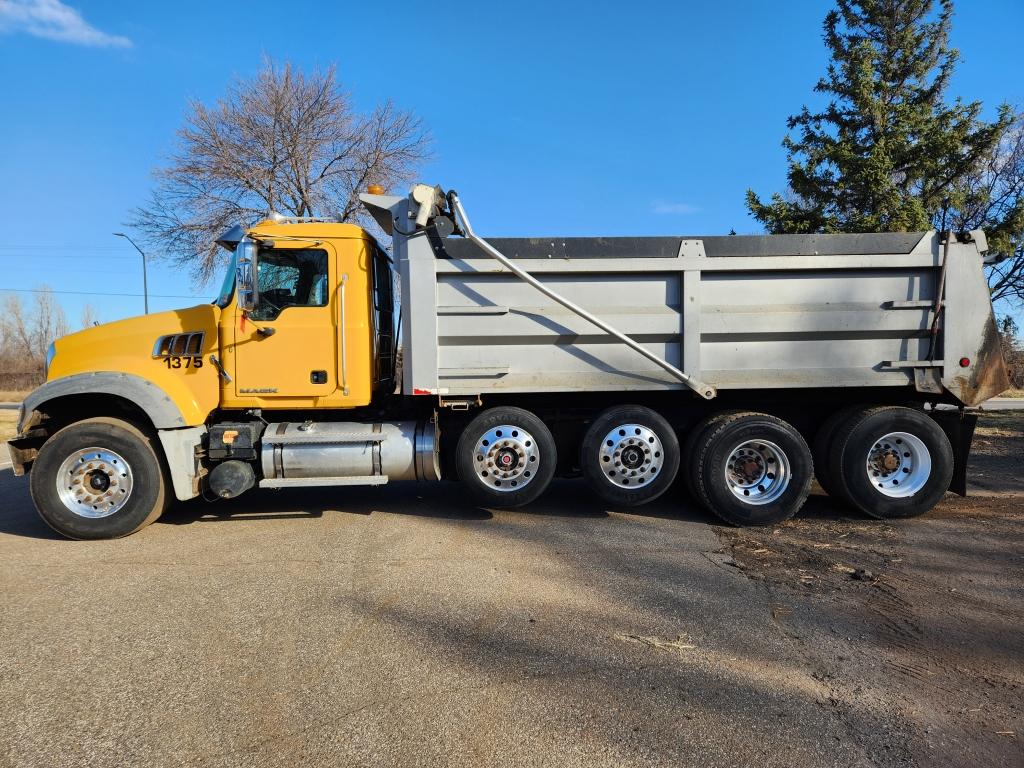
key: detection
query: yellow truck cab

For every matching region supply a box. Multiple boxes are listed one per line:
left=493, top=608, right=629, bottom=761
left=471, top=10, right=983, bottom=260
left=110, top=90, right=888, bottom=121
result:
left=7, top=184, right=1009, bottom=538
left=9, top=215, right=410, bottom=538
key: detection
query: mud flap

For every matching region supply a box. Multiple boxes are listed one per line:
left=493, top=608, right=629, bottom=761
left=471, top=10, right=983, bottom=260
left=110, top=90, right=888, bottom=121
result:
left=5, top=435, right=40, bottom=477
left=929, top=409, right=978, bottom=497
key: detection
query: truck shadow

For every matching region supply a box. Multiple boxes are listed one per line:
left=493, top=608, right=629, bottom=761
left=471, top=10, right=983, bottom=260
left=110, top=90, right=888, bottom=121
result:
left=0, top=467, right=875, bottom=539
left=155, top=479, right=835, bottom=529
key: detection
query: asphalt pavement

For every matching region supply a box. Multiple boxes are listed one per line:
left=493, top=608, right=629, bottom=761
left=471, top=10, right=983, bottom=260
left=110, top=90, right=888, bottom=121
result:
left=1, top=419, right=1021, bottom=767
left=0, top=472, right=879, bottom=768
left=976, top=397, right=1024, bottom=410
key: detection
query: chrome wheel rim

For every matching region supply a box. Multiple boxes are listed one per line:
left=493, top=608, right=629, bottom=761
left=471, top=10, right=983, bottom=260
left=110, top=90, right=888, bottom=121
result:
left=472, top=425, right=539, bottom=492
left=599, top=423, right=664, bottom=489
left=725, top=439, right=791, bottom=505
left=865, top=431, right=931, bottom=498
left=56, top=447, right=134, bottom=518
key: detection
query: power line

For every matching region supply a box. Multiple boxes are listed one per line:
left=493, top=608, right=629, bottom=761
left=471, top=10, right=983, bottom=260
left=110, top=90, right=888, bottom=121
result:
left=0, top=287, right=207, bottom=299
left=0, top=246, right=136, bottom=251
left=0, top=257, right=138, bottom=264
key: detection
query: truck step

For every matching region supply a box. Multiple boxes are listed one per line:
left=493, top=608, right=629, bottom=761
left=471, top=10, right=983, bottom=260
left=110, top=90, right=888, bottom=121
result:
left=263, top=422, right=388, bottom=445
left=259, top=475, right=389, bottom=489
left=265, top=433, right=387, bottom=445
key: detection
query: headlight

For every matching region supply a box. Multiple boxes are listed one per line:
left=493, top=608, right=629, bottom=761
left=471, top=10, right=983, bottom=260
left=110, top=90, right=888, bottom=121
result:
left=45, top=342, right=56, bottom=376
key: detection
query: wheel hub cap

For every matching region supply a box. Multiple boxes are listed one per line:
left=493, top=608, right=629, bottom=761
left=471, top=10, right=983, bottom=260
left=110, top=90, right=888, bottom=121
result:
left=473, top=426, right=538, bottom=492
left=56, top=447, right=134, bottom=518
left=88, top=471, right=111, bottom=492
left=865, top=431, right=931, bottom=498
left=725, top=440, right=791, bottom=505
left=621, top=447, right=643, bottom=468
left=495, top=448, right=519, bottom=470
left=599, top=424, right=664, bottom=489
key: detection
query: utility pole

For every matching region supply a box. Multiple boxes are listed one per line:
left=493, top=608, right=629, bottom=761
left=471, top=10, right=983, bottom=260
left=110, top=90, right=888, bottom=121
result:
left=113, top=232, right=149, bottom=314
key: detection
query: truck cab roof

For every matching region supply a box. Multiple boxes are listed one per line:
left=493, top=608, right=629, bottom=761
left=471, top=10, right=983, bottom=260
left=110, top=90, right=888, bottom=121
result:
left=247, top=218, right=372, bottom=241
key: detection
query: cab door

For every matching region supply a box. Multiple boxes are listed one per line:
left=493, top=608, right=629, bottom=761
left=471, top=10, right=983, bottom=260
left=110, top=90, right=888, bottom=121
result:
left=232, top=243, right=337, bottom=400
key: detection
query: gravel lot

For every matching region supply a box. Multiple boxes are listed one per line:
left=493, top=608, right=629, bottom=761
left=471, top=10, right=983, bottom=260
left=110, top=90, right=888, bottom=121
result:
left=1, top=413, right=1021, bottom=767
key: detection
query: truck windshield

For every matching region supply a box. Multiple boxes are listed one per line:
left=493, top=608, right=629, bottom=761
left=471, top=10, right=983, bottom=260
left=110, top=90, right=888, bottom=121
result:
left=214, top=251, right=237, bottom=308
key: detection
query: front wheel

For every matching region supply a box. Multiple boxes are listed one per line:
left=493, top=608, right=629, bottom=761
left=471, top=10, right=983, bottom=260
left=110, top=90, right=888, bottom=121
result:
left=29, top=417, right=170, bottom=539
left=456, top=407, right=557, bottom=507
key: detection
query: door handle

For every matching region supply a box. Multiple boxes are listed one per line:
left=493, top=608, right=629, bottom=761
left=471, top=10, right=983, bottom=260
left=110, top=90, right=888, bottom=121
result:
left=256, top=326, right=276, bottom=337
left=209, top=354, right=232, bottom=383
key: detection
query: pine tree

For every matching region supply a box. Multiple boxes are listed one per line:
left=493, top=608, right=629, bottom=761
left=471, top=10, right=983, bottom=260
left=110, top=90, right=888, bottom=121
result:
left=747, top=0, right=1012, bottom=235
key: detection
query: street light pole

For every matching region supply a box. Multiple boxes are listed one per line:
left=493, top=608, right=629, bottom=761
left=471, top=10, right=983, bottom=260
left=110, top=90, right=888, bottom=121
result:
left=112, top=232, right=149, bottom=315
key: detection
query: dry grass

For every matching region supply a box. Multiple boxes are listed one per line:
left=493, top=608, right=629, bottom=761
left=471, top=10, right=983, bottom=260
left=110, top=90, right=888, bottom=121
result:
left=0, top=411, right=18, bottom=444
left=1000, top=388, right=1024, bottom=399
left=0, top=390, right=28, bottom=403
left=975, top=410, right=1024, bottom=438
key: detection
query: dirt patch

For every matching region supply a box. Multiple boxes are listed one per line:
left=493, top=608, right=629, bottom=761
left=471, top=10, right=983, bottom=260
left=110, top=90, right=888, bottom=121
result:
left=716, top=412, right=1024, bottom=766
left=969, top=411, right=1024, bottom=495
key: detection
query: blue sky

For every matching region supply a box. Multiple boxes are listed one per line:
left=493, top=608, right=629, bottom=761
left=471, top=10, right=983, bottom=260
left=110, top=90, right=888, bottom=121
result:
left=1, top=0, right=1021, bottom=327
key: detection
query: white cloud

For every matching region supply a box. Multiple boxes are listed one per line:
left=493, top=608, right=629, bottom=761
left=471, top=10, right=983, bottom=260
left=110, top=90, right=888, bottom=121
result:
left=0, top=0, right=131, bottom=47
left=651, top=200, right=699, bottom=215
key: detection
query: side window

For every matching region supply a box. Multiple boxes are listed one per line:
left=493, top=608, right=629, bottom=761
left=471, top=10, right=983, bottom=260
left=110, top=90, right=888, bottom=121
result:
left=253, top=248, right=329, bottom=321
left=372, top=249, right=394, bottom=310
left=371, top=248, right=396, bottom=385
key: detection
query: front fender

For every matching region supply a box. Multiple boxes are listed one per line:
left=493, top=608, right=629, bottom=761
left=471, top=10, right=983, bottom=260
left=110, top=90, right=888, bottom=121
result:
left=19, top=372, right=189, bottom=434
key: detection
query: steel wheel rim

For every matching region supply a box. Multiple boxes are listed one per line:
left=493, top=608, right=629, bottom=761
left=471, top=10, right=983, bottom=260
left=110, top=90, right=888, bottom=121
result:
left=599, top=423, right=664, bottom=489
left=865, top=431, right=931, bottom=498
left=725, top=439, right=791, bottom=505
left=56, top=447, right=134, bottom=518
left=472, top=425, right=539, bottom=492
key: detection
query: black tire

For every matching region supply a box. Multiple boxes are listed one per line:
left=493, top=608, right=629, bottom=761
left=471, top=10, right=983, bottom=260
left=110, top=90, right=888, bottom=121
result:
left=828, top=406, right=953, bottom=519
left=580, top=405, right=680, bottom=506
left=694, top=412, right=813, bottom=526
left=456, top=407, right=557, bottom=507
left=811, top=404, right=864, bottom=498
left=680, top=411, right=741, bottom=502
left=29, top=417, right=170, bottom=540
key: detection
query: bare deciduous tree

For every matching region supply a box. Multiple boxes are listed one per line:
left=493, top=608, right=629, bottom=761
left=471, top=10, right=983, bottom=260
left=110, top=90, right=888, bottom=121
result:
left=0, top=288, right=70, bottom=390
left=944, top=114, right=1024, bottom=306
left=130, top=60, right=432, bottom=284
left=997, top=316, right=1024, bottom=389
left=80, top=303, right=100, bottom=329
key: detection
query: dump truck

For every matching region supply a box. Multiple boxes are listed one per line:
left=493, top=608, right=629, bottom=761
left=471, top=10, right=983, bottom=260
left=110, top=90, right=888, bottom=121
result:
left=6, top=184, right=1010, bottom=539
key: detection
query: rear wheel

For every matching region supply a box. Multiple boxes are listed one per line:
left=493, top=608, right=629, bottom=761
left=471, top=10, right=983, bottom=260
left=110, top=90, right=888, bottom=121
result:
left=456, top=407, right=556, bottom=507
left=29, top=417, right=170, bottom=539
left=580, top=405, right=680, bottom=506
left=812, top=404, right=863, bottom=498
left=828, top=406, right=953, bottom=519
left=693, top=412, right=813, bottom=526
left=680, top=411, right=741, bottom=502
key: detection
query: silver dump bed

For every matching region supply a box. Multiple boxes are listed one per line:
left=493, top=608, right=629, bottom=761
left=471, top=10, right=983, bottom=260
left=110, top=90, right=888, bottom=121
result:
left=362, top=191, right=1009, bottom=407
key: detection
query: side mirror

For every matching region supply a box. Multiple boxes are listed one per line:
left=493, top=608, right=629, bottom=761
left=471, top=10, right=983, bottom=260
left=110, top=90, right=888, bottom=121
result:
left=236, top=238, right=258, bottom=312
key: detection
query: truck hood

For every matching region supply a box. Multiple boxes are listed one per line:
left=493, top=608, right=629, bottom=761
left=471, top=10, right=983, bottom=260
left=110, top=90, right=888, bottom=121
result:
left=50, top=305, right=220, bottom=379
left=44, top=303, right=223, bottom=427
